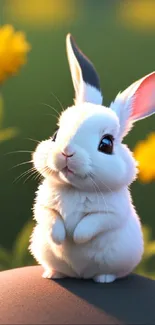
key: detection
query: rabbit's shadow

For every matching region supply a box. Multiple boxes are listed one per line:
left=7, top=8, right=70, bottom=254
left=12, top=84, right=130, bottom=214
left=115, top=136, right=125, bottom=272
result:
left=56, top=274, right=155, bottom=324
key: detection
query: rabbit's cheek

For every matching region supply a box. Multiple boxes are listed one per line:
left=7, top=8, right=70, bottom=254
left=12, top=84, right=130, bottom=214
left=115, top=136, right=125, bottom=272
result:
left=47, top=152, right=66, bottom=171
left=33, top=151, right=48, bottom=173
left=67, top=159, right=90, bottom=177
left=33, top=140, right=52, bottom=172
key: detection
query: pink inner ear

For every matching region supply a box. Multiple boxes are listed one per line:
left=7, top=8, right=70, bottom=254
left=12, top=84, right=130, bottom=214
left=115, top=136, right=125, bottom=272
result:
left=131, top=73, right=155, bottom=120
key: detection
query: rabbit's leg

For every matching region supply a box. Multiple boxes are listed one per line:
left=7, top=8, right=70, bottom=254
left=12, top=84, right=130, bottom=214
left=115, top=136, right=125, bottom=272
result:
left=93, top=220, right=143, bottom=282
left=34, top=205, right=66, bottom=245
left=93, top=274, right=117, bottom=283
left=49, top=215, right=66, bottom=245
left=30, top=224, right=77, bottom=279
left=30, top=225, right=66, bottom=278
left=74, top=212, right=123, bottom=244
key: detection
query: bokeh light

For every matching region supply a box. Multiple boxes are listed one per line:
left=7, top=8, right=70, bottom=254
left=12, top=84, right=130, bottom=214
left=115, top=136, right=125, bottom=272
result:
left=4, top=0, right=78, bottom=28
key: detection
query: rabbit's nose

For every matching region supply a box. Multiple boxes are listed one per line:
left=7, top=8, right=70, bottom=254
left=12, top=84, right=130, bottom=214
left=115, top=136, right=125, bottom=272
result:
left=62, top=151, right=74, bottom=158
left=61, top=145, right=75, bottom=158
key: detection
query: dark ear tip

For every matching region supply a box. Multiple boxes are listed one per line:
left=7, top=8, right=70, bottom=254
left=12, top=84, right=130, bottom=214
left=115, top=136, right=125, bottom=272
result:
left=66, top=33, right=101, bottom=92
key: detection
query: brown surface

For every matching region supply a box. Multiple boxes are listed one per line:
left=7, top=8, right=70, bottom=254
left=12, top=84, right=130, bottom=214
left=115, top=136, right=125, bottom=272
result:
left=0, top=266, right=155, bottom=324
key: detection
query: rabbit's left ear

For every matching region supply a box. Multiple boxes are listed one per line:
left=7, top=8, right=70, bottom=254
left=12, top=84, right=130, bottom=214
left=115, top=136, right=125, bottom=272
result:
left=110, top=72, right=155, bottom=139
left=66, top=34, right=103, bottom=105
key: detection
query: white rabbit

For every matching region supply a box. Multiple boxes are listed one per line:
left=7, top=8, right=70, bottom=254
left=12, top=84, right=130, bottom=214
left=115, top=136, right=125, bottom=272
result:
left=29, top=34, right=155, bottom=283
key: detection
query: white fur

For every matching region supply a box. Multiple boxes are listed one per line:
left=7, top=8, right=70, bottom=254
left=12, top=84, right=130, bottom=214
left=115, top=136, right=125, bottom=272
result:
left=76, top=83, right=103, bottom=105
left=29, top=102, right=144, bottom=282
left=29, top=36, right=155, bottom=283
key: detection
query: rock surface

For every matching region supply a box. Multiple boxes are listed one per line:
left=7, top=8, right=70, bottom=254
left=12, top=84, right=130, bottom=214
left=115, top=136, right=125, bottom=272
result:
left=0, top=266, right=155, bottom=324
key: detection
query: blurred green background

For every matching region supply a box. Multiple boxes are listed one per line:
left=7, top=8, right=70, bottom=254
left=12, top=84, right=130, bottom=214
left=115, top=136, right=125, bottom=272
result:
left=0, top=0, right=155, bottom=276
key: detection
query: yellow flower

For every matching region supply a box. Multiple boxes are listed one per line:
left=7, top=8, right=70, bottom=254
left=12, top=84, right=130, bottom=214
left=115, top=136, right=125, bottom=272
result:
left=0, top=25, right=31, bottom=83
left=134, top=133, right=155, bottom=182
left=119, top=0, right=155, bottom=31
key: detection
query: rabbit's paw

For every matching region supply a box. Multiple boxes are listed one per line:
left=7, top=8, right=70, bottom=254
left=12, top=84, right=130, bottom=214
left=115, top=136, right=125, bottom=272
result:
left=42, top=269, right=66, bottom=279
left=73, top=222, right=93, bottom=244
left=93, top=274, right=117, bottom=283
left=50, top=219, right=66, bottom=245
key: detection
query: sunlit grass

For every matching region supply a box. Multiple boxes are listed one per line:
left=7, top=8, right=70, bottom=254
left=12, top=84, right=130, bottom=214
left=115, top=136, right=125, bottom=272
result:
left=0, top=95, right=18, bottom=142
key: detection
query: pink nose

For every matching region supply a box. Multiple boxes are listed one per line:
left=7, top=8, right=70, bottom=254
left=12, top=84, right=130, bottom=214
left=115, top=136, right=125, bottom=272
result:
left=62, top=152, right=74, bottom=158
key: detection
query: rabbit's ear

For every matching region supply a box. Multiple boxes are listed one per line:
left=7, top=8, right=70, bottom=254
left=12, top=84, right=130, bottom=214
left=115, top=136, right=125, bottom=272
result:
left=66, top=34, right=103, bottom=105
left=110, top=72, right=155, bottom=139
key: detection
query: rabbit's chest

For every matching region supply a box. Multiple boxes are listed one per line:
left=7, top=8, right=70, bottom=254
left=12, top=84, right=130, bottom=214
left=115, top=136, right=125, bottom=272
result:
left=45, top=183, right=105, bottom=234
left=58, top=195, right=84, bottom=235
left=54, top=192, right=99, bottom=235
left=48, top=189, right=82, bottom=234
left=59, top=197, right=103, bottom=235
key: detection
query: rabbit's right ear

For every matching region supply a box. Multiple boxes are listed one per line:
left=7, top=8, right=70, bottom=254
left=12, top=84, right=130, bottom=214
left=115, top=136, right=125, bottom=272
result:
left=110, top=72, right=155, bottom=140
left=66, top=34, right=103, bottom=105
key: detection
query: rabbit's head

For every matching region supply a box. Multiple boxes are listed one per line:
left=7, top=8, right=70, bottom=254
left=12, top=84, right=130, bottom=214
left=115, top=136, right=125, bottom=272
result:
left=33, top=34, right=155, bottom=192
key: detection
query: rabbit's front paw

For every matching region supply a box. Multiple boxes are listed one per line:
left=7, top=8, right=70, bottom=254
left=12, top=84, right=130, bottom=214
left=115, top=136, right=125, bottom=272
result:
left=73, top=222, right=93, bottom=244
left=50, top=219, right=66, bottom=245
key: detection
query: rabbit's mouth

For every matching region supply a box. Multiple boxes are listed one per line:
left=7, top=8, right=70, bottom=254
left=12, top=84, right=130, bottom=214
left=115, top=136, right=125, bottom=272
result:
left=59, top=166, right=89, bottom=182
left=61, top=166, right=74, bottom=176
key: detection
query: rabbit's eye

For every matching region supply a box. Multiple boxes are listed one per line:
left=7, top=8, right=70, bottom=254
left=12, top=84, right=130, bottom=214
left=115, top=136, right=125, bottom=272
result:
left=98, top=135, right=114, bottom=154
left=51, top=129, right=59, bottom=142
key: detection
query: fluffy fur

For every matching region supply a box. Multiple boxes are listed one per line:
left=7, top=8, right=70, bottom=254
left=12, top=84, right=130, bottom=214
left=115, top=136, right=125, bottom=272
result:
left=29, top=34, right=155, bottom=283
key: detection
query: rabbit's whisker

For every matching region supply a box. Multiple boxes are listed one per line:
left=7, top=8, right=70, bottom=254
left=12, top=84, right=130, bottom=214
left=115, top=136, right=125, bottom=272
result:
left=89, top=176, right=109, bottom=215
left=50, top=91, right=65, bottom=112
left=13, top=167, right=36, bottom=184
left=22, top=166, right=48, bottom=184
left=23, top=170, right=39, bottom=184
left=44, top=113, right=58, bottom=119
left=91, top=171, right=113, bottom=194
left=25, top=137, right=40, bottom=144
left=10, top=160, right=33, bottom=170
left=28, top=166, right=49, bottom=183
left=5, top=150, right=33, bottom=156
left=40, top=102, right=60, bottom=118
left=89, top=177, right=100, bottom=215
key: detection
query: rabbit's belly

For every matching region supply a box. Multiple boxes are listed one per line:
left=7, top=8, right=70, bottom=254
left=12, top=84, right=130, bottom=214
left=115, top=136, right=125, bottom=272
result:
left=51, top=235, right=108, bottom=278
left=32, top=218, right=143, bottom=278
left=51, top=220, right=143, bottom=278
